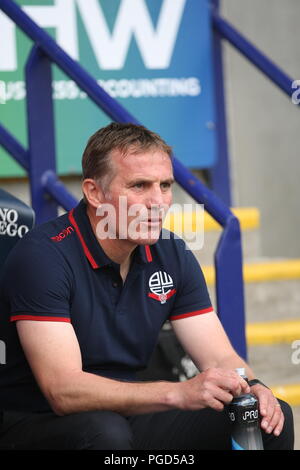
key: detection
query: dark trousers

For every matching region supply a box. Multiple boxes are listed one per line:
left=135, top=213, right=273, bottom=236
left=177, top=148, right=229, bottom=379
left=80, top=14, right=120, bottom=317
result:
left=0, top=399, right=294, bottom=450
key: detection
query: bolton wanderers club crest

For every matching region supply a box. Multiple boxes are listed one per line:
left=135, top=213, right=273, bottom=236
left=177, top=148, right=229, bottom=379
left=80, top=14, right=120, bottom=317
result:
left=148, top=271, right=176, bottom=304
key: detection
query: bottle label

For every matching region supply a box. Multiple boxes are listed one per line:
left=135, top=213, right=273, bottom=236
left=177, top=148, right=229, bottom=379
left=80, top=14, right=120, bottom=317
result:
left=228, top=399, right=259, bottom=425
left=229, top=395, right=264, bottom=450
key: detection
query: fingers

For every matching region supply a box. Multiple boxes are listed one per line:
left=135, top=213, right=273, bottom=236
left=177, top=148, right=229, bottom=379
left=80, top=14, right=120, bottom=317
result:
left=184, top=368, right=253, bottom=413
left=200, top=388, right=232, bottom=412
left=213, top=368, right=250, bottom=397
left=261, top=399, right=284, bottom=436
left=184, top=369, right=238, bottom=412
left=273, top=407, right=285, bottom=437
left=199, top=368, right=250, bottom=409
left=179, top=370, right=235, bottom=411
left=235, top=376, right=251, bottom=396
left=257, top=391, right=269, bottom=419
left=256, top=386, right=284, bottom=436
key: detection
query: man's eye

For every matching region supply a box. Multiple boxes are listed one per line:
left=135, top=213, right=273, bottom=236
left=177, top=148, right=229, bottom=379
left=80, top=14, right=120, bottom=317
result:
left=161, top=182, right=171, bottom=190
left=133, top=182, right=144, bottom=189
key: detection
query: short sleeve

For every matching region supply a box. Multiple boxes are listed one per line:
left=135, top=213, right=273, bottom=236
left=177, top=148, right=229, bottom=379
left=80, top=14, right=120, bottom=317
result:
left=3, top=235, right=73, bottom=323
left=169, top=247, right=213, bottom=321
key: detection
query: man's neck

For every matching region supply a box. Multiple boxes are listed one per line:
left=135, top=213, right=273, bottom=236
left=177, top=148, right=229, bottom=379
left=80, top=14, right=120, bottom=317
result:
left=87, top=204, right=136, bottom=282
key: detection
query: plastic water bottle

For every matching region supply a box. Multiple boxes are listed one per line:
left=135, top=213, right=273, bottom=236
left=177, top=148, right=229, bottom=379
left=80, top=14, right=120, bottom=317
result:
left=228, top=368, right=264, bottom=450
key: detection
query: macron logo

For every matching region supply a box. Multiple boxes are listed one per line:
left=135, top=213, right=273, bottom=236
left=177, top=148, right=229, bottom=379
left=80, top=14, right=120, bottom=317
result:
left=51, top=225, right=74, bottom=242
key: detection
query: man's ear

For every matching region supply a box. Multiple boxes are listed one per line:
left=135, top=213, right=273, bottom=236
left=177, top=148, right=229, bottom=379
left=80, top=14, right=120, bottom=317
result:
left=82, top=179, right=105, bottom=209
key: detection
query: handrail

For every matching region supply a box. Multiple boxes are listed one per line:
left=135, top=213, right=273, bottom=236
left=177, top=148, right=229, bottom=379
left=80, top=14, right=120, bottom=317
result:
left=0, top=0, right=136, bottom=125
left=212, top=12, right=295, bottom=98
left=0, top=123, right=29, bottom=171
left=0, top=0, right=247, bottom=358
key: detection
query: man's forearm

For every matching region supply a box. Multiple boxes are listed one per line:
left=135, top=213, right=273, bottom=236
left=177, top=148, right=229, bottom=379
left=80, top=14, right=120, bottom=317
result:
left=48, top=370, right=178, bottom=416
left=47, top=365, right=253, bottom=417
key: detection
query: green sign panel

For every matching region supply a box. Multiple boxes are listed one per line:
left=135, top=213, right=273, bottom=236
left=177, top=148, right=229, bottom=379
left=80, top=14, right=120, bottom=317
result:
left=0, top=0, right=216, bottom=177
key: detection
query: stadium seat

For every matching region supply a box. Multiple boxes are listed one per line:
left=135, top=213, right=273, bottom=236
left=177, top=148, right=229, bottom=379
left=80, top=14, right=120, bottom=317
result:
left=0, top=189, right=35, bottom=268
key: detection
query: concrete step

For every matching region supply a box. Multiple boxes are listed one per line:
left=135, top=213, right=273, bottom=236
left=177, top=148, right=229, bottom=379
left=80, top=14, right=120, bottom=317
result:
left=247, top=319, right=300, bottom=346
left=202, top=259, right=300, bottom=323
left=202, top=258, right=300, bottom=286
left=248, top=342, right=300, bottom=406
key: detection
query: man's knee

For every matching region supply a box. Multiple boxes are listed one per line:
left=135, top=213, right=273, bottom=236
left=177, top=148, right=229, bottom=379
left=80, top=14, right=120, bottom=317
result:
left=278, top=399, right=294, bottom=448
left=73, top=410, right=133, bottom=450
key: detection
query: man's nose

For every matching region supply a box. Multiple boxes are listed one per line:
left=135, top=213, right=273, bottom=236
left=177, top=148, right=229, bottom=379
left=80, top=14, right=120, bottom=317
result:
left=146, top=185, right=164, bottom=207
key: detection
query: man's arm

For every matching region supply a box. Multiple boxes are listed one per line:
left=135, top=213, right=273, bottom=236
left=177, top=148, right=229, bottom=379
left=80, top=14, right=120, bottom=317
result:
left=171, top=310, right=284, bottom=436
left=16, top=320, right=175, bottom=416
left=171, top=310, right=253, bottom=375
left=16, top=319, right=249, bottom=416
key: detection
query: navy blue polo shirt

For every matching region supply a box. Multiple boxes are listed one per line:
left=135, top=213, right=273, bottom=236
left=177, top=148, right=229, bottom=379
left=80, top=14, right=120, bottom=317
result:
left=0, top=199, right=212, bottom=412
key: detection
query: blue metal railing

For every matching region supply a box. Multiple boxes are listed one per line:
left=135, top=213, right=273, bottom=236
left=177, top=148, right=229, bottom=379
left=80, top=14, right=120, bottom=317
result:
left=212, top=11, right=295, bottom=99
left=4, top=0, right=295, bottom=359
left=210, top=0, right=232, bottom=207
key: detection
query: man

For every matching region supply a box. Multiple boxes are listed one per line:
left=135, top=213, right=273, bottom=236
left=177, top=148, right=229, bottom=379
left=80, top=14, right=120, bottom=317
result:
left=0, top=123, right=294, bottom=450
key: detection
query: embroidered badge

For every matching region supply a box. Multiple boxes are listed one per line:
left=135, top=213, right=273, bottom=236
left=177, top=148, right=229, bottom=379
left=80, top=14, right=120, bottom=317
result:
left=148, top=271, right=176, bottom=304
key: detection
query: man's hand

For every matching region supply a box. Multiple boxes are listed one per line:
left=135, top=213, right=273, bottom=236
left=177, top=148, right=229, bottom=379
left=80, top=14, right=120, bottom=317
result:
left=176, top=368, right=250, bottom=412
left=250, top=384, right=284, bottom=437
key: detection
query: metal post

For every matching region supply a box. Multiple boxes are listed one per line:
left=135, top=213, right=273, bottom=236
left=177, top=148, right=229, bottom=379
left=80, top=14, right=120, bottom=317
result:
left=42, top=170, right=78, bottom=211
left=25, top=45, right=57, bottom=223
left=210, top=0, right=232, bottom=207
left=215, top=217, right=247, bottom=359
left=212, top=11, right=294, bottom=98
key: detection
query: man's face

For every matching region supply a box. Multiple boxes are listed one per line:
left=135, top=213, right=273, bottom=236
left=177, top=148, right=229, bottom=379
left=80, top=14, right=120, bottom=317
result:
left=96, top=148, right=174, bottom=245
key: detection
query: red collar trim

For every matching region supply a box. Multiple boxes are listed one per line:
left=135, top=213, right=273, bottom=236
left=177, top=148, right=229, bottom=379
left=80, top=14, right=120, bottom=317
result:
left=68, top=208, right=99, bottom=269
left=69, top=208, right=152, bottom=267
left=144, top=245, right=153, bottom=262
